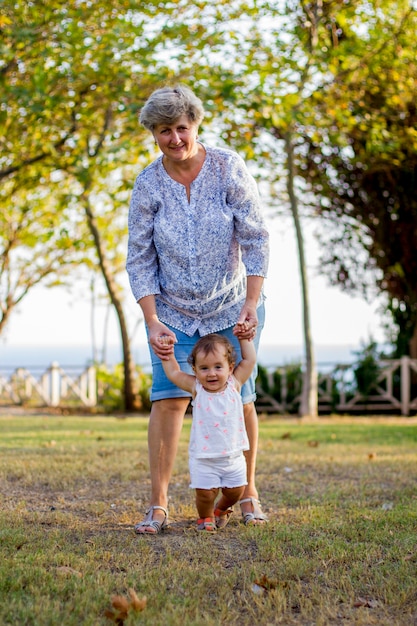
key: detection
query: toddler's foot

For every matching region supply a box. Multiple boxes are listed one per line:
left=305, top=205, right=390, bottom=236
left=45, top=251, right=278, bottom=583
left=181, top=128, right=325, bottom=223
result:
left=214, top=507, right=233, bottom=529
left=197, top=517, right=216, bottom=532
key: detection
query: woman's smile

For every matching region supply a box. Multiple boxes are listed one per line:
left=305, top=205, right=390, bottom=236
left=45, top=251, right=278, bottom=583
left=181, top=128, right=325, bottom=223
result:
left=154, top=114, right=198, bottom=162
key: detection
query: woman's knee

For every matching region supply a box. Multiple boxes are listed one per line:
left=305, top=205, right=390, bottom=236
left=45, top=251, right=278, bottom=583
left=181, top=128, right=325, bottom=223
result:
left=151, top=397, right=190, bottom=419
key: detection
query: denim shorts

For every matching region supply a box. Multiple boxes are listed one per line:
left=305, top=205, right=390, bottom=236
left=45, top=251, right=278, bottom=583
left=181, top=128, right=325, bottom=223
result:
left=148, top=303, right=265, bottom=405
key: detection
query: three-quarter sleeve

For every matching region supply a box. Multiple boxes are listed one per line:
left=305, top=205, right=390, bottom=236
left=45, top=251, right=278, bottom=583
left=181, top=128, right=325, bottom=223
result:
left=126, top=177, right=161, bottom=302
left=225, top=153, right=269, bottom=278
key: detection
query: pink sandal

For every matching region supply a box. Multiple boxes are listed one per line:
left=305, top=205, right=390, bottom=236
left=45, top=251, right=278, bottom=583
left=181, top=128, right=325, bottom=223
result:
left=214, top=507, right=233, bottom=529
left=197, top=517, right=216, bottom=532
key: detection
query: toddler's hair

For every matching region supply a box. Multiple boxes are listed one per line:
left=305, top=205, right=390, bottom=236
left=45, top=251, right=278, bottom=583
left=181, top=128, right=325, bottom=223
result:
left=188, top=334, right=237, bottom=368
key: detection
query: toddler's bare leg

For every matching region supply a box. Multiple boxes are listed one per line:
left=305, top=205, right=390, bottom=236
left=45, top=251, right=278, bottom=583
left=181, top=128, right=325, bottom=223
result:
left=216, top=485, right=245, bottom=511
left=195, top=487, right=218, bottom=519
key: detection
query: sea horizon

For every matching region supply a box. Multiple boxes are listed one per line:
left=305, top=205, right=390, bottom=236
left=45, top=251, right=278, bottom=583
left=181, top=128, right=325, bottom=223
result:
left=0, top=342, right=364, bottom=375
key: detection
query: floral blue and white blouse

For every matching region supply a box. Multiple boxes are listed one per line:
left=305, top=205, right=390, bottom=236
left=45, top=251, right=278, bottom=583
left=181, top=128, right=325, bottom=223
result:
left=126, top=144, right=269, bottom=336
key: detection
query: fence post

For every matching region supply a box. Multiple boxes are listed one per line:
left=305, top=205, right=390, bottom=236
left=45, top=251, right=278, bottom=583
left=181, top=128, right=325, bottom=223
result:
left=401, top=356, right=410, bottom=416
left=282, top=369, right=288, bottom=411
left=87, top=366, right=97, bottom=405
left=50, top=362, right=61, bottom=407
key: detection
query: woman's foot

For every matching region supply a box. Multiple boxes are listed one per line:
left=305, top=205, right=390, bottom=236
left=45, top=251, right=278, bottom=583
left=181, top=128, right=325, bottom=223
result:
left=239, top=497, right=268, bottom=525
left=134, top=505, right=168, bottom=535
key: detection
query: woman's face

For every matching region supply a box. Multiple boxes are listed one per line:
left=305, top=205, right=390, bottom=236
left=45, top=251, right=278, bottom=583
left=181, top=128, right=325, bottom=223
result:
left=153, top=115, right=199, bottom=163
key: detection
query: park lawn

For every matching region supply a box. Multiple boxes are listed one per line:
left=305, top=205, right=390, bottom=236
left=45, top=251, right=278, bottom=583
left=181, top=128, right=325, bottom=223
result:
left=0, top=414, right=416, bottom=625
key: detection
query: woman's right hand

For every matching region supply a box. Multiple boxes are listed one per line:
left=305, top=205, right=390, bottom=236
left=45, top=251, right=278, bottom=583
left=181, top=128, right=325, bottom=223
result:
left=148, top=321, right=177, bottom=360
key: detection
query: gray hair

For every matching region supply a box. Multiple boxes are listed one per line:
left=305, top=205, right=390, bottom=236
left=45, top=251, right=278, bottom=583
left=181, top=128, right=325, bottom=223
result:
left=139, top=86, right=205, bottom=131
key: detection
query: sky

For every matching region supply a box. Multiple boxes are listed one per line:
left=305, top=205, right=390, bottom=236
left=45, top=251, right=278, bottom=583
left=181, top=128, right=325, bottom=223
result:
left=1, top=215, right=386, bottom=363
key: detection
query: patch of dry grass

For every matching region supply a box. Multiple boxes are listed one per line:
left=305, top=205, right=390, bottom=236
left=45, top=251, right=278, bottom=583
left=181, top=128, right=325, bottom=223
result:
left=1, top=414, right=416, bottom=625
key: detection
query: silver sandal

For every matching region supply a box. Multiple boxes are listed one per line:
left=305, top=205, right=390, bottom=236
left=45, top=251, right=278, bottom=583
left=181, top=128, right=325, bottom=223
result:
left=134, top=505, right=168, bottom=535
left=239, top=497, right=268, bottom=525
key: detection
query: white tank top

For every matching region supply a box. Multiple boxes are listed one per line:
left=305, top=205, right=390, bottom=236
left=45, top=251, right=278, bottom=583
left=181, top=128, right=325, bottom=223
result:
left=189, top=376, right=250, bottom=459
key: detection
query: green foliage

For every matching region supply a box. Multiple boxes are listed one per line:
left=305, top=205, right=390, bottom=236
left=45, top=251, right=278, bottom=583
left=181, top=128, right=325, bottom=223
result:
left=257, top=362, right=303, bottom=413
left=386, top=298, right=417, bottom=358
left=352, top=340, right=382, bottom=399
left=298, top=2, right=417, bottom=351
left=1, top=0, right=258, bottom=407
left=96, top=363, right=152, bottom=412
left=211, top=0, right=417, bottom=356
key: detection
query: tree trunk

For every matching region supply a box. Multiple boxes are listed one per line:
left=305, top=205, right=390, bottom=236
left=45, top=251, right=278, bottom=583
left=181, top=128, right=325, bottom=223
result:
left=409, top=318, right=417, bottom=360
left=83, top=194, right=141, bottom=411
left=284, top=132, right=318, bottom=419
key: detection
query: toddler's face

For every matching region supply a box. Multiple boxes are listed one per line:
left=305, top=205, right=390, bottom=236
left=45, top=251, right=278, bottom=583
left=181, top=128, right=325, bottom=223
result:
left=193, top=345, right=233, bottom=393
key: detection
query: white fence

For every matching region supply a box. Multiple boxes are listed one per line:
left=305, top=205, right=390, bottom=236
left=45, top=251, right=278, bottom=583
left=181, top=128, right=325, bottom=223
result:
left=1, top=357, right=417, bottom=414
left=256, top=356, right=417, bottom=416
left=0, top=362, right=96, bottom=408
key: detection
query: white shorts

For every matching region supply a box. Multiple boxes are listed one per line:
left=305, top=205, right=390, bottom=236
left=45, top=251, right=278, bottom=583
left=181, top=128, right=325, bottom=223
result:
left=189, top=453, right=248, bottom=490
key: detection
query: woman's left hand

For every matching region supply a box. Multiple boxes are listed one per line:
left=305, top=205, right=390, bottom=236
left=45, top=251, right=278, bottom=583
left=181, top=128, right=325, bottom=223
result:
left=233, top=303, right=258, bottom=341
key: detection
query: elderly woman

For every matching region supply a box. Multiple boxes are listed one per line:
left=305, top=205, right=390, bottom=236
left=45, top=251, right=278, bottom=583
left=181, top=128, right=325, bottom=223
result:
left=126, top=85, right=269, bottom=534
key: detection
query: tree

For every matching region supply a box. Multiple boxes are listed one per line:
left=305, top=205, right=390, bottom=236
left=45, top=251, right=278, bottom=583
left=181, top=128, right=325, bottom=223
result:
left=0, top=0, right=258, bottom=409
left=298, top=1, right=417, bottom=357
left=209, top=0, right=323, bottom=417
left=1, top=0, right=170, bottom=408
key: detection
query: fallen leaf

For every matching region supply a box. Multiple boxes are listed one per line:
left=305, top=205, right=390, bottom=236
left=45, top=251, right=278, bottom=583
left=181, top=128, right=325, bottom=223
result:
left=307, top=440, right=319, bottom=447
left=368, top=452, right=376, bottom=460
left=281, top=432, right=291, bottom=439
left=104, top=607, right=126, bottom=625
left=128, top=588, right=147, bottom=611
left=104, top=608, right=117, bottom=621
left=111, top=596, right=129, bottom=614
left=253, top=574, right=285, bottom=591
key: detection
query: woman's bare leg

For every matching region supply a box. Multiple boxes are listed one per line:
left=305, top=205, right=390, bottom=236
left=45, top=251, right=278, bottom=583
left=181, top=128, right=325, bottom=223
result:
left=240, top=402, right=267, bottom=523
left=141, top=397, right=189, bottom=527
left=242, top=402, right=259, bottom=499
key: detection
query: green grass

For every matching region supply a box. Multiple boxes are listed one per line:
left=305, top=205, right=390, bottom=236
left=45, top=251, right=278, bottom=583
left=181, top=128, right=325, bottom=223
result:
left=1, top=414, right=416, bottom=625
